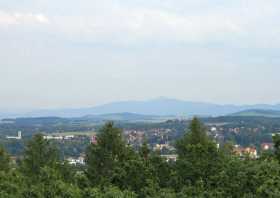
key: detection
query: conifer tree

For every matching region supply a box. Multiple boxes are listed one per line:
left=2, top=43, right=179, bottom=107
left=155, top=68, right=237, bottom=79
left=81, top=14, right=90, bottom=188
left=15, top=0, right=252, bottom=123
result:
left=175, top=117, right=222, bottom=186
left=85, top=122, right=132, bottom=185
left=21, top=134, right=59, bottom=179
left=0, top=147, right=11, bottom=172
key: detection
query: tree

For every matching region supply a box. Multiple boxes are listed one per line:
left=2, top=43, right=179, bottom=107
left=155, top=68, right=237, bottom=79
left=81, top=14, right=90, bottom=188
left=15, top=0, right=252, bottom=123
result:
left=176, top=117, right=210, bottom=156
left=21, top=166, right=81, bottom=198
left=0, top=147, right=11, bottom=172
left=273, top=134, right=280, bottom=161
left=139, top=140, right=150, bottom=161
left=0, top=170, right=24, bottom=198
left=257, top=176, right=280, bottom=197
left=85, top=122, right=133, bottom=186
left=112, top=158, right=154, bottom=194
left=21, top=134, right=59, bottom=179
left=148, top=152, right=173, bottom=188
left=82, top=186, right=136, bottom=198
left=175, top=118, right=222, bottom=187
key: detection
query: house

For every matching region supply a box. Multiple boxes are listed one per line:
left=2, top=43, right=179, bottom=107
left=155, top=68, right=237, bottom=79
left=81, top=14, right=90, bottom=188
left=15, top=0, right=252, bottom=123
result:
left=161, top=154, right=177, bottom=162
left=211, top=127, right=217, bottom=132
left=154, top=143, right=169, bottom=151
left=67, top=156, right=85, bottom=165
left=153, top=143, right=175, bottom=151
left=233, top=145, right=258, bottom=159
left=261, top=143, right=274, bottom=151
left=90, top=135, right=97, bottom=144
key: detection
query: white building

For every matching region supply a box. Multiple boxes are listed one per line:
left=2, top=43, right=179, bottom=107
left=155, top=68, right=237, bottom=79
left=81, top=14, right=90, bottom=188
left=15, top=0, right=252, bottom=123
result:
left=43, top=135, right=75, bottom=140
left=67, top=156, right=85, bottom=165
left=6, top=131, right=22, bottom=140
left=211, top=127, right=217, bottom=132
left=161, top=154, right=177, bottom=162
left=43, top=135, right=63, bottom=140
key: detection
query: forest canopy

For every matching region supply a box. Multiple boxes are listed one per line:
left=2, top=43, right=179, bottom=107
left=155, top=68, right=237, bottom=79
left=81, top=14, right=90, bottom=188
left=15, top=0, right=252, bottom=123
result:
left=0, top=118, right=279, bottom=197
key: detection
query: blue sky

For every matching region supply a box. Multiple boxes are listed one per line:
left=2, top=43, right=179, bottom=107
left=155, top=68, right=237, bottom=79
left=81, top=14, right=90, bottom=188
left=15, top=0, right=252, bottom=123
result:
left=0, top=0, right=280, bottom=109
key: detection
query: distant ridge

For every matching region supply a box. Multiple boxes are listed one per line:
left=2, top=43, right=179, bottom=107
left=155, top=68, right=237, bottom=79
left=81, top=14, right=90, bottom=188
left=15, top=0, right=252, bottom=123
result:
left=2, top=113, right=174, bottom=124
left=230, top=109, right=280, bottom=118
left=82, top=112, right=174, bottom=122
left=1, top=97, right=280, bottom=118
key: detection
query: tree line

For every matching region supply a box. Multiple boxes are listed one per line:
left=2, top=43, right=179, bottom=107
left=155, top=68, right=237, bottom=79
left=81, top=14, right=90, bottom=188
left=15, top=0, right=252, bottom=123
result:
left=1, top=118, right=280, bottom=197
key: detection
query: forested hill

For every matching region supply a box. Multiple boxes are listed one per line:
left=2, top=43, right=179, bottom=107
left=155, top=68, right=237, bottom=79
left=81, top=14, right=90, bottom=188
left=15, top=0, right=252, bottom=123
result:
left=230, top=109, right=280, bottom=118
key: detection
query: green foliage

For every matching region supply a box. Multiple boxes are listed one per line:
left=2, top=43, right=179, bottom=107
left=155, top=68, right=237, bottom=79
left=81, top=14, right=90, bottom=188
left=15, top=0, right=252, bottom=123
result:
left=85, top=122, right=133, bottom=186
left=21, top=134, right=59, bottom=179
left=176, top=118, right=214, bottom=156
left=139, top=140, right=150, bottom=160
left=0, top=147, right=11, bottom=171
left=2, top=120, right=280, bottom=197
left=56, top=161, right=76, bottom=183
left=22, top=167, right=81, bottom=198
left=273, top=134, right=280, bottom=161
left=175, top=118, right=223, bottom=187
left=148, top=153, right=173, bottom=188
left=85, top=122, right=173, bottom=194
left=82, top=186, right=136, bottom=198
left=257, top=176, right=280, bottom=197
left=0, top=171, right=24, bottom=198
left=114, top=158, right=156, bottom=194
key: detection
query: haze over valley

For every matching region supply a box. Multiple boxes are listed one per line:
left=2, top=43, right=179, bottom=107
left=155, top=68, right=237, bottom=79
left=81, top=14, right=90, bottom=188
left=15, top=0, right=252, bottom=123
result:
left=1, top=97, right=280, bottom=119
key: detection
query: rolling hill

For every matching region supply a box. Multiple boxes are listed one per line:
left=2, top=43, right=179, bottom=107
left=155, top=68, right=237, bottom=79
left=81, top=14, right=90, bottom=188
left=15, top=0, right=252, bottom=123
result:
left=230, top=109, right=280, bottom=118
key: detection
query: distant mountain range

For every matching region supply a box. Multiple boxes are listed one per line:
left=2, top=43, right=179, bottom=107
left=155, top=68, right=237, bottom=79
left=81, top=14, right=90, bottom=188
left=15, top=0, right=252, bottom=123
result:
left=1, top=97, right=280, bottom=118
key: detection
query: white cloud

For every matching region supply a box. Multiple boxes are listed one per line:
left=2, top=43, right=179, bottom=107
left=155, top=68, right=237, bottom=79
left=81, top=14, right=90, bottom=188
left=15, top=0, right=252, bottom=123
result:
left=1, top=1, right=280, bottom=47
left=0, top=11, right=49, bottom=26
left=37, top=0, right=279, bottom=49
left=49, top=7, right=243, bottom=45
left=1, top=1, right=280, bottom=108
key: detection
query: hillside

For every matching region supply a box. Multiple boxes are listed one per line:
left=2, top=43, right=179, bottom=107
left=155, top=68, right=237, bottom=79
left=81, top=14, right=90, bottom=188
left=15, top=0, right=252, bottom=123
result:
left=83, top=112, right=175, bottom=122
left=230, top=109, right=280, bottom=118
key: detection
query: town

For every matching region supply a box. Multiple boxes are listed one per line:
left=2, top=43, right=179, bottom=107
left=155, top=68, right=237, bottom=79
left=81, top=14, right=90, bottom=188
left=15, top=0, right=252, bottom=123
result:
left=1, top=115, right=278, bottom=167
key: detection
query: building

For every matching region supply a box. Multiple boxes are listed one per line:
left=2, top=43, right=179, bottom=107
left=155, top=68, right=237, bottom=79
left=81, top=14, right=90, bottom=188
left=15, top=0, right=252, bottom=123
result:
left=211, top=127, right=217, bottom=132
left=261, top=143, right=274, bottom=151
left=153, top=143, right=175, bottom=151
left=64, top=135, right=75, bottom=140
left=43, top=135, right=75, bottom=140
left=43, top=135, right=63, bottom=140
left=233, top=145, right=258, bottom=159
left=67, top=156, right=85, bottom=165
left=90, top=135, right=97, bottom=144
left=161, top=154, right=177, bottom=162
left=6, top=131, right=22, bottom=140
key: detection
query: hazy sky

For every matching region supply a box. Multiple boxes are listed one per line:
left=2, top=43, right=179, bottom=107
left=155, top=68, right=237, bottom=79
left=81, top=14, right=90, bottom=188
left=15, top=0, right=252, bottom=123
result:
left=0, top=0, right=280, bottom=109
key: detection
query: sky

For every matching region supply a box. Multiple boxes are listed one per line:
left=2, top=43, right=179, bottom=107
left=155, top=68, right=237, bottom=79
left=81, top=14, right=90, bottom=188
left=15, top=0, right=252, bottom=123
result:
left=0, top=0, right=280, bottom=110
